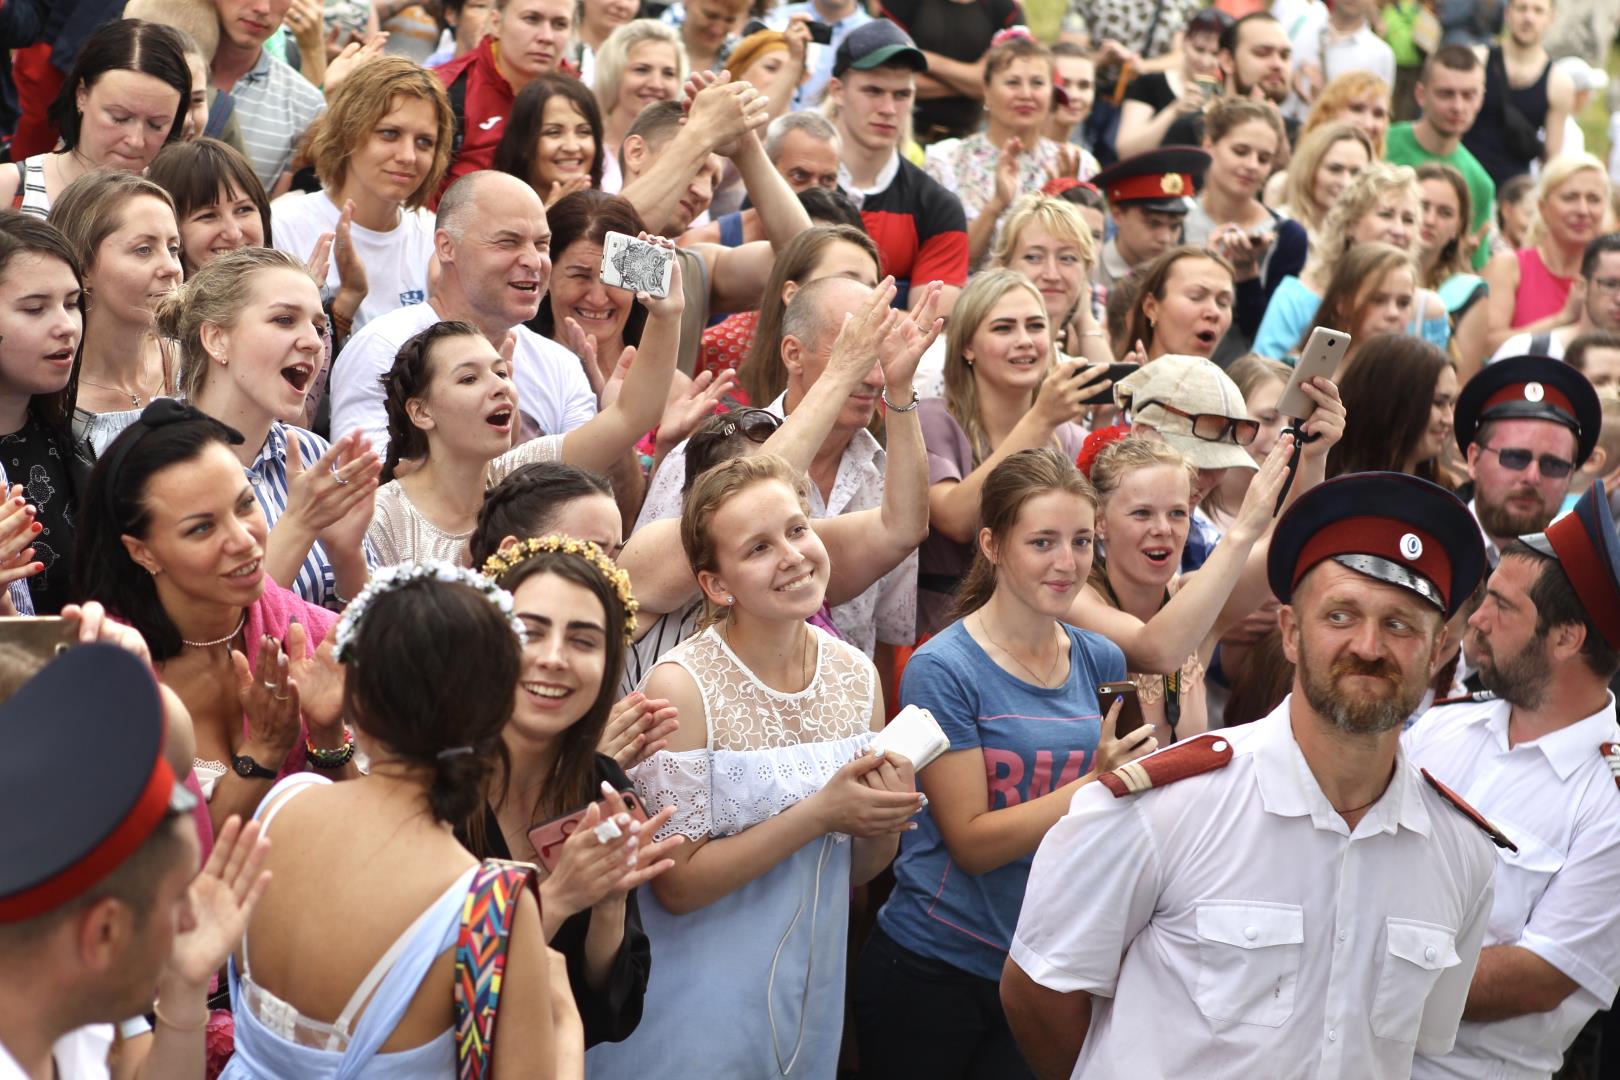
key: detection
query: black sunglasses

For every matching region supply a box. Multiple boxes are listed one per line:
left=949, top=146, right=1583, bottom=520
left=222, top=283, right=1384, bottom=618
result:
left=716, top=407, right=781, bottom=443
left=1136, top=400, right=1259, bottom=446
left=1478, top=445, right=1575, bottom=479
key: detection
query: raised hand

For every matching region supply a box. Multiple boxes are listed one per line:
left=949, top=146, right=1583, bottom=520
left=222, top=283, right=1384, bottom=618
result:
left=1230, top=432, right=1297, bottom=542
left=632, top=232, right=685, bottom=320
left=323, top=32, right=388, bottom=97
left=876, top=279, right=944, bottom=391
left=232, top=637, right=302, bottom=768
left=1293, top=376, right=1346, bottom=462
left=281, top=432, right=381, bottom=553
left=331, top=199, right=369, bottom=306
left=824, top=277, right=901, bottom=387
left=655, top=369, right=739, bottom=458
left=285, top=618, right=344, bottom=734
left=599, top=692, right=682, bottom=769
left=164, top=815, right=272, bottom=989
left=544, top=176, right=593, bottom=209
left=541, top=791, right=684, bottom=921
left=994, top=137, right=1022, bottom=210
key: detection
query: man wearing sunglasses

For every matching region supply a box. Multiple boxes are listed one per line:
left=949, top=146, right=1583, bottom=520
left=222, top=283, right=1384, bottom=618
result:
left=1455, top=356, right=1602, bottom=565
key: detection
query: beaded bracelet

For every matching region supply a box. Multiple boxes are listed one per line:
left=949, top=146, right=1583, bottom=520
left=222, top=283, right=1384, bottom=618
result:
left=306, top=727, right=356, bottom=769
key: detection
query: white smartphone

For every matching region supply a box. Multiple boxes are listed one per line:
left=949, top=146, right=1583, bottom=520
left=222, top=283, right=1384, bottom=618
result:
left=1275, top=326, right=1349, bottom=419
left=870, top=704, right=950, bottom=772
left=599, top=231, right=673, bottom=299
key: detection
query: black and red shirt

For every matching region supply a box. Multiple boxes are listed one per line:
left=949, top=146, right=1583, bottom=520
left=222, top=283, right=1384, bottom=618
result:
left=849, top=154, right=968, bottom=304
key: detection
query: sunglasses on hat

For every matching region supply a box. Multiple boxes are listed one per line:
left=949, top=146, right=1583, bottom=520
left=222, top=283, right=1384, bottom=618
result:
left=1478, top=445, right=1576, bottom=480
left=1138, top=400, right=1259, bottom=446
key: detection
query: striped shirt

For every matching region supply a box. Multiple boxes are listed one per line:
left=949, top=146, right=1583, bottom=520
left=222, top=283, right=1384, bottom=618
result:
left=248, top=421, right=378, bottom=607
left=15, top=155, right=49, bottom=219
left=228, top=49, right=325, bottom=188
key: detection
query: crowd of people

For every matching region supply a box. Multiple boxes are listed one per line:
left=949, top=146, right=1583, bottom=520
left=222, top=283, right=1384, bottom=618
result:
left=0, top=0, right=1619, bottom=1078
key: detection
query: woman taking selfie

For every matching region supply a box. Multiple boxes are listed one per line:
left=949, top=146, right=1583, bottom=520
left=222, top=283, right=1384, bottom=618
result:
left=594, top=21, right=685, bottom=193
left=470, top=537, right=679, bottom=1048
left=919, top=269, right=1108, bottom=637
left=1273, top=121, right=1373, bottom=239
left=49, top=170, right=183, bottom=455
left=588, top=453, right=922, bottom=1078
left=1415, top=162, right=1489, bottom=375
left=222, top=564, right=567, bottom=1077
left=854, top=449, right=1155, bottom=1078
left=72, top=402, right=350, bottom=836
left=1116, top=247, right=1237, bottom=363
left=0, top=20, right=191, bottom=218
left=273, top=56, right=454, bottom=336
left=148, top=137, right=273, bottom=274
left=1115, top=6, right=1227, bottom=160
left=368, top=245, right=682, bottom=567
left=495, top=76, right=606, bottom=208
left=158, top=248, right=380, bottom=608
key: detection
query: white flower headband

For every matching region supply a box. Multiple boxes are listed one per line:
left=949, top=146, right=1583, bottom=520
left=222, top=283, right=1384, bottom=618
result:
left=335, top=560, right=525, bottom=662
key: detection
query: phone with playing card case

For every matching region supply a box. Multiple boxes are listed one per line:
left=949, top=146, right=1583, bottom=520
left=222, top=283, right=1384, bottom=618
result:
left=599, top=231, right=673, bottom=299
left=528, top=789, right=650, bottom=872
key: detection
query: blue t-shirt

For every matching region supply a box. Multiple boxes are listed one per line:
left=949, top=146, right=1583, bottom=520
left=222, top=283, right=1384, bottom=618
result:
left=876, top=619, right=1126, bottom=981
left=1252, top=274, right=1452, bottom=362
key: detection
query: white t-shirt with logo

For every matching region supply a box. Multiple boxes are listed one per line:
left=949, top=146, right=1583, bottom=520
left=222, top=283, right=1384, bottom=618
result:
left=270, top=190, right=435, bottom=333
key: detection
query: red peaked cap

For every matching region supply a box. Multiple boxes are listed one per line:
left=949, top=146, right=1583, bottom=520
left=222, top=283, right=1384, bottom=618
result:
left=1531, top=481, right=1620, bottom=649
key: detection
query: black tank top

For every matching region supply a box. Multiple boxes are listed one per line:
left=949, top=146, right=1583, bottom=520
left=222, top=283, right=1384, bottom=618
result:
left=1463, top=45, right=1551, bottom=186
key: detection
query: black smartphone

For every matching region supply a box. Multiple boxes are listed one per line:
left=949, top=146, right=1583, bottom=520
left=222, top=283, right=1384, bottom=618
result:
left=1078, top=362, right=1140, bottom=406
left=1097, top=681, right=1147, bottom=740
left=806, top=20, right=833, bottom=44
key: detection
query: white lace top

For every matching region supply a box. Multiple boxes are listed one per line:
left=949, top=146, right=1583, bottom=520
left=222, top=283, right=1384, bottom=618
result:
left=631, top=625, right=877, bottom=843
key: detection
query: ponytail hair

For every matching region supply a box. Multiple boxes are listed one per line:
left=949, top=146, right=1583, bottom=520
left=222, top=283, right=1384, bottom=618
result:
left=380, top=321, right=482, bottom=481
left=951, top=448, right=1098, bottom=620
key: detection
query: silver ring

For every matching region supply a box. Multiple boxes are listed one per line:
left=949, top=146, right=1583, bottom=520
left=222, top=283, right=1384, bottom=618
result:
left=261, top=680, right=278, bottom=692
left=331, top=465, right=350, bottom=486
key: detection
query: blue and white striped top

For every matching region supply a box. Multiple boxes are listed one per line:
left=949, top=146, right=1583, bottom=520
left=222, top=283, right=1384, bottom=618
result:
left=247, top=422, right=377, bottom=608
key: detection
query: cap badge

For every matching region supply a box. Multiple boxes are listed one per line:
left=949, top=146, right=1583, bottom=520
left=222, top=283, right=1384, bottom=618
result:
left=1160, top=173, right=1184, bottom=195
left=1400, top=533, right=1423, bottom=560
left=1524, top=381, right=1545, bottom=403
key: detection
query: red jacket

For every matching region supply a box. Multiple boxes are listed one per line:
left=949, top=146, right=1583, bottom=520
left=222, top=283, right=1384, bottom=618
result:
left=436, top=36, right=515, bottom=195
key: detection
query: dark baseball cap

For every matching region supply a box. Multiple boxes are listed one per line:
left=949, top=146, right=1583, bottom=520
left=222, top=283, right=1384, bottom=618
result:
left=833, top=19, right=927, bottom=77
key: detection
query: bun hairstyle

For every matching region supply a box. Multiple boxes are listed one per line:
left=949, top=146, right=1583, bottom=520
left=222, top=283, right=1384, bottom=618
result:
left=380, top=320, right=484, bottom=481
left=470, top=462, right=615, bottom=568
left=679, top=453, right=810, bottom=628
left=342, top=576, right=521, bottom=825
left=155, top=247, right=316, bottom=400
left=951, top=448, right=1097, bottom=620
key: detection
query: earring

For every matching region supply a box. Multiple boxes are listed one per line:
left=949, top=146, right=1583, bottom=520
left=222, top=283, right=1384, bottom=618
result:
left=725, top=594, right=735, bottom=605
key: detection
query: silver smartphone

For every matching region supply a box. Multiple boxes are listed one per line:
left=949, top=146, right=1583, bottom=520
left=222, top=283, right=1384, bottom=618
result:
left=1275, top=326, right=1349, bottom=419
left=599, top=231, right=673, bottom=299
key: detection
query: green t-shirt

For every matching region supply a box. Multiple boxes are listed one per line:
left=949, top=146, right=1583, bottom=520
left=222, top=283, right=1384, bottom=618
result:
left=1381, top=0, right=1424, bottom=68
left=1385, top=122, right=1496, bottom=271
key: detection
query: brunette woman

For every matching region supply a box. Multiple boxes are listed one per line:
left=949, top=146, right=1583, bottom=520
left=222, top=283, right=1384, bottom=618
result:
left=222, top=564, right=566, bottom=1077
left=1416, top=161, right=1489, bottom=375
left=367, top=245, right=682, bottom=566
left=1274, top=120, right=1373, bottom=238
left=72, top=402, right=350, bottom=837
left=594, top=21, right=686, bottom=193
left=495, top=75, right=606, bottom=208
left=925, top=32, right=1093, bottom=266
left=0, top=20, right=191, bottom=218
left=918, top=270, right=1108, bottom=636
left=274, top=56, right=455, bottom=336
left=1117, top=246, right=1237, bottom=363
left=1299, top=242, right=1425, bottom=370
left=0, top=213, right=95, bottom=613
left=1115, top=8, right=1227, bottom=159
left=148, top=138, right=273, bottom=274
left=471, top=537, right=680, bottom=1047
left=158, top=248, right=380, bottom=608
left=1326, top=334, right=1458, bottom=485
left=855, top=449, right=1155, bottom=1078
left=49, top=171, right=183, bottom=456
left=587, top=453, right=922, bottom=1078
left=1481, top=153, right=1611, bottom=352
left=1184, top=98, right=1307, bottom=358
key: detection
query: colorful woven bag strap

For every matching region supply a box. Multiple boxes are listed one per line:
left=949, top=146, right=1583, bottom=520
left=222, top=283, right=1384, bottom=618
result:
left=453, top=858, right=539, bottom=1080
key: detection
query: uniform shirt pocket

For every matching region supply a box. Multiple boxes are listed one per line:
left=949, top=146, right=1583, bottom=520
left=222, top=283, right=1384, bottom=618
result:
left=1370, top=918, right=1461, bottom=1043
left=1193, top=901, right=1306, bottom=1027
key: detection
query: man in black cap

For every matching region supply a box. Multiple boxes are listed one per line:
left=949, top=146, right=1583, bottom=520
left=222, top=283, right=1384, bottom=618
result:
left=825, top=19, right=968, bottom=313
left=1089, top=145, right=1209, bottom=293
left=1455, top=355, right=1602, bottom=564
left=0, top=644, right=268, bottom=1080
left=1004, top=473, right=1500, bottom=1078
left=1407, top=482, right=1620, bottom=1080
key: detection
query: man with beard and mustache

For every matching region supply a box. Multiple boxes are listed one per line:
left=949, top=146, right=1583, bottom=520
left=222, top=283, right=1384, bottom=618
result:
left=1163, top=13, right=1294, bottom=147
left=1002, top=472, right=1502, bottom=1080
left=1455, top=355, right=1602, bottom=565
left=1404, top=482, right=1620, bottom=1080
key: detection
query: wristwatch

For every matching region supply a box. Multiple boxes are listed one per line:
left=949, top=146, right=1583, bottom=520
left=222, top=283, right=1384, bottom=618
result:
left=232, top=753, right=276, bottom=780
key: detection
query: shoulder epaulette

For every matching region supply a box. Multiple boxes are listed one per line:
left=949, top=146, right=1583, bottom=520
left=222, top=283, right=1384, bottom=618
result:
left=1602, top=743, right=1619, bottom=791
left=1420, top=768, right=1517, bottom=851
left=1100, top=732, right=1233, bottom=798
left=1431, top=690, right=1498, bottom=707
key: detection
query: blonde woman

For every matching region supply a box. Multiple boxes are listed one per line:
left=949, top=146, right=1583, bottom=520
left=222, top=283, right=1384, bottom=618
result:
left=1271, top=120, right=1373, bottom=238
left=272, top=56, right=456, bottom=336
left=1253, top=161, right=1447, bottom=360
left=593, top=20, right=686, bottom=193
left=990, top=194, right=1109, bottom=362
left=1480, top=152, right=1611, bottom=352
left=917, top=269, right=1109, bottom=636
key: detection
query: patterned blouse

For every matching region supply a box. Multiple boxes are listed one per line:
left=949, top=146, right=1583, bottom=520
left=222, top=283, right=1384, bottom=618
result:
left=924, top=134, right=1099, bottom=264
left=1062, top=0, right=1205, bottom=59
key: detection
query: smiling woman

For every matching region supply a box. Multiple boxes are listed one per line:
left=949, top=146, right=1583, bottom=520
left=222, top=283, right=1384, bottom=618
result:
left=148, top=138, right=273, bottom=276
left=0, top=19, right=191, bottom=220
left=494, top=75, right=606, bottom=206
left=273, top=56, right=455, bottom=335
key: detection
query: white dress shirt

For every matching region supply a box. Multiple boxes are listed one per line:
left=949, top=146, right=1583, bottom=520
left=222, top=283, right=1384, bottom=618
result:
left=1406, top=693, right=1620, bottom=1080
left=0, top=1025, right=113, bottom=1080
left=1010, top=697, right=1497, bottom=1079
left=634, top=392, right=916, bottom=654
left=328, top=302, right=597, bottom=461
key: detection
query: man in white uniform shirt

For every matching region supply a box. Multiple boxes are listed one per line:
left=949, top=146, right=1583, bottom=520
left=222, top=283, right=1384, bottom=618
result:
left=329, top=171, right=597, bottom=459
left=1002, top=472, right=1502, bottom=1079
left=1406, top=482, right=1620, bottom=1080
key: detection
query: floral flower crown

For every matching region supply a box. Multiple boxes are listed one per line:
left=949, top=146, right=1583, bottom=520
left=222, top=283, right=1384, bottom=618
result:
left=335, top=561, right=525, bottom=662
left=481, top=535, right=639, bottom=645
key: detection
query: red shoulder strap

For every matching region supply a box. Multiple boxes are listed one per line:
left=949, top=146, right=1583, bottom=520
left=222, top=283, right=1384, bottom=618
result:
left=1100, top=731, right=1234, bottom=798
left=1420, top=768, right=1518, bottom=851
